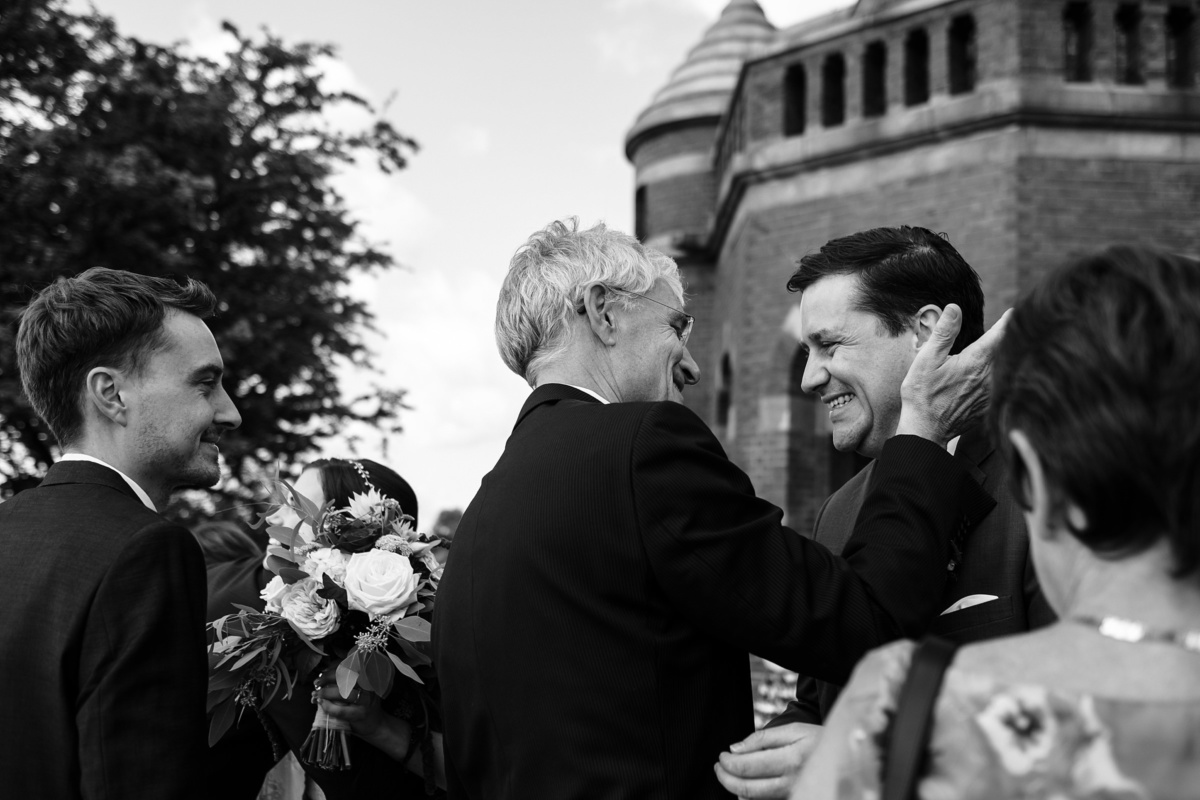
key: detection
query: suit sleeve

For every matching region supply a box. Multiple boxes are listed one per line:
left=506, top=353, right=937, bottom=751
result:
left=768, top=493, right=838, bottom=728
left=77, top=522, right=209, bottom=800
left=631, top=403, right=986, bottom=685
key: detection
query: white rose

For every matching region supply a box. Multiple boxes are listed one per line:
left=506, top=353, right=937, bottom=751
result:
left=343, top=550, right=420, bottom=623
left=302, top=547, right=351, bottom=586
left=260, top=575, right=289, bottom=612
left=279, top=578, right=340, bottom=639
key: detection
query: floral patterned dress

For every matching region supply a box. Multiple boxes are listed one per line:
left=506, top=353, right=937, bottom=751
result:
left=833, top=640, right=1200, bottom=800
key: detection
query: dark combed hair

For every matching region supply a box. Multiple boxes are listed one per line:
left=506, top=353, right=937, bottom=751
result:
left=787, top=226, right=984, bottom=355
left=990, top=245, right=1200, bottom=580
left=16, top=267, right=217, bottom=447
left=307, top=458, right=419, bottom=527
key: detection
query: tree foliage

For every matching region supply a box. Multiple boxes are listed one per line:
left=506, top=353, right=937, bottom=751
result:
left=0, top=0, right=417, bottom=508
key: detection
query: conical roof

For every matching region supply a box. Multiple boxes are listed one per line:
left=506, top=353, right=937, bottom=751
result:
left=625, top=0, right=776, bottom=159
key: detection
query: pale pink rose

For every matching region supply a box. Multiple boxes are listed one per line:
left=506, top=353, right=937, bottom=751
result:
left=260, top=575, right=289, bottom=612
left=343, top=550, right=420, bottom=622
left=279, top=578, right=340, bottom=639
left=302, top=547, right=351, bottom=585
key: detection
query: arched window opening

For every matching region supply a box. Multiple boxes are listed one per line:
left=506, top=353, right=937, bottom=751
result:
left=1064, top=2, right=1094, bottom=82
left=1115, top=4, right=1144, bottom=84
left=634, top=186, right=647, bottom=241
left=822, top=53, right=846, bottom=127
left=863, top=41, right=887, bottom=117
left=1167, top=5, right=1195, bottom=88
left=905, top=28, right=931, bottom=106
left=784, top=64, right=807, bottom=136
left=948, top=15, right=977, bottom=94
left=716, top=353, right=733, bottom=429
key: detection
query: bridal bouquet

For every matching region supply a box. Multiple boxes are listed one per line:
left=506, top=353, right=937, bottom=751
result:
left=207, top=476, right=444, bottom=770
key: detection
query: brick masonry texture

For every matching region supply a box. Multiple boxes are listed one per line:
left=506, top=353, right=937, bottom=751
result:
left=630, top=0, right=1200, bottom=533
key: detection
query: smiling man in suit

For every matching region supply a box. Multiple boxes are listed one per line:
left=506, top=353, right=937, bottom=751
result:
left=716, top=226, right=1055, bottom=799
left=433, top=219, right=1003, bottom=800
left=0, top=268, right=241, bottom=798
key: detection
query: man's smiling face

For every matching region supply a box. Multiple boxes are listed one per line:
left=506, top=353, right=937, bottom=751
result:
left=797, top=272, right=916, bottom=459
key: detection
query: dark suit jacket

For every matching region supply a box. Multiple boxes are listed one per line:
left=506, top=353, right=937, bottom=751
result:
left=432, top=385, right=993, bottom=800
left=772, top=426, right=1056, bottom=726
left=0, top=460, right=208, bottom=799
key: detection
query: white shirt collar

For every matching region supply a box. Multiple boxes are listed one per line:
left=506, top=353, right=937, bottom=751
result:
left=58, top=453, right=157, bottom=511
left=564, top=384, right=609, bottom=404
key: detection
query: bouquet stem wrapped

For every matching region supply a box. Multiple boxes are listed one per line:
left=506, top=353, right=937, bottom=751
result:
left=301, top=707, right=353, bottom=770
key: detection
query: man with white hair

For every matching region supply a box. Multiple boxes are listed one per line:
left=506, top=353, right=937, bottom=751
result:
left=432, top=219, right=997, bottom=800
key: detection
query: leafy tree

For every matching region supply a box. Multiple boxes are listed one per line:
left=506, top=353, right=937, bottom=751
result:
left=0, top=0, right=417, bottom=510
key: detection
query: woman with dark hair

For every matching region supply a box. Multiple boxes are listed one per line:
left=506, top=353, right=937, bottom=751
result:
left=788, top=245, right=1200, bottom=799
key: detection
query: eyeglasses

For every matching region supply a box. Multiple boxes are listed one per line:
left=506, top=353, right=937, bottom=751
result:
left=610, top=287, right=695, bottom=346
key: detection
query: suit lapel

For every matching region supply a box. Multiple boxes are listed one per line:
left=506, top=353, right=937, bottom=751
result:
left=513, top=384, right=601, bottom=430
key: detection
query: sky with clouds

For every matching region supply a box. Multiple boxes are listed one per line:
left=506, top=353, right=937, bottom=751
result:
left=75, top=0, right=849, bottom=521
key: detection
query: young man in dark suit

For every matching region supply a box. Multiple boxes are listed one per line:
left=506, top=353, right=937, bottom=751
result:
left=430, top=219, right=1004, bottom=800
left=716, top=226, right=1055, bottom=798
left=0, top=268, right=241, bottom=798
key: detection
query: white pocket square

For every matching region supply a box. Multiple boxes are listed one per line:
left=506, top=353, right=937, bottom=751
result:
left=940, top=594, right=999, bottom=615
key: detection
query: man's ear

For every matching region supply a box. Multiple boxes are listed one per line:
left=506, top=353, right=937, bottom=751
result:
left=581, top=283, right=619, bottom=346
left=913, top=304, right=943, bottom=349
left=84, top=366, right=129, bottom=427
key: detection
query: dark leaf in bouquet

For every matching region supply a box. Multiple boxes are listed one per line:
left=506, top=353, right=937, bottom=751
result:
left=393, top=617, right=431, bottom=642
left=232, top=645, right=268, bottom=670
left=358, top=649, right=394, bottom=697
left=209, top=670, right=244, bottom=692
left=206, top=686, right=233, bottom=713
left=209, top=697, right=237, bottom=746
left=279, top=567, right=309, bottom=585
left=286, top=623, right=328, bottom=656
left=386, top=651, right=425, bottom=685
left=336, top=648, right=363, bottom=698
left=267, top=523, right=303, bottom=550
left=230, top=605, right=260, bottom=617
left=267, top=554, right=296, bottom=575
left=317, top=573, right=347, bottom=603
left=296, top=649, right=322, bottom=682
left=263, top=667, right=284, bottom=707
left=278, top=661, right=295, bottom=700
left=266, top=542, right=299, bottom=564
left=391, top=635, right=432, bottom=667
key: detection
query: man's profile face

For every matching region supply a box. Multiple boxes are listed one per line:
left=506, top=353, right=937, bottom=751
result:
left=797, top=273, right=915, bottom=459
left=611, top=279, right=699, bottom=403
left=125, top=311, right=241, bottom=493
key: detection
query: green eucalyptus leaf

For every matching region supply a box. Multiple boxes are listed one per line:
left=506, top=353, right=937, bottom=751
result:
left=386, top=651, right=424, bottom=685
left=209, top=697, right=237, bottom=746
left=393, top=617, right=431, bottom=642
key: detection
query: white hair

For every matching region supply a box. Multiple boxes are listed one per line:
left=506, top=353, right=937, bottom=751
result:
left=495, top=218, right=683, bottom=386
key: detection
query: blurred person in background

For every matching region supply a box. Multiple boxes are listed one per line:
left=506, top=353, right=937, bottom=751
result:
left=789, top=245, right=1200, bottom=799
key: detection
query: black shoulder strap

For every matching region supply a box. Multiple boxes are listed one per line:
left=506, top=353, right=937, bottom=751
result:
left=883, top=637, right=959, bottom=800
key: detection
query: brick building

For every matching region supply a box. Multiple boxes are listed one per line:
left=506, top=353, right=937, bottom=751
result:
left=626, top=0, right=1200, bottom=536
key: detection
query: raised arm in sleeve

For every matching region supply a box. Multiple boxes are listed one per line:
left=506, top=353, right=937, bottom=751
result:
left=631, top=403, right=990, bottom=685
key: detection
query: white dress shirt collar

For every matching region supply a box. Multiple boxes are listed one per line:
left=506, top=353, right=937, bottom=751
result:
left=58, top=453, right=157, bottom=511
left=564, top=384, right=609, bottom=404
